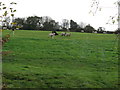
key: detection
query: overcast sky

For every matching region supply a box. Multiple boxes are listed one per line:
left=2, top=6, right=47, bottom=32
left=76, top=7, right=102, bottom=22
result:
left=2, top=0, right=118, bottom=31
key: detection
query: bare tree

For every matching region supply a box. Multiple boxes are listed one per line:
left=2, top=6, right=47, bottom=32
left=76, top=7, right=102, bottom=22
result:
left=0, top=2, right=17, bottom=30
left=90, top=0, right=120, bottom=25
left=79, top=22, right=86, bottom=29
left=62, top=19, right=69, bottom=31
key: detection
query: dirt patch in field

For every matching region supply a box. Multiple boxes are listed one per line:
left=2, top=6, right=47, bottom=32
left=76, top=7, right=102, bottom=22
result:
left=0, top=51, right=13, bottom=55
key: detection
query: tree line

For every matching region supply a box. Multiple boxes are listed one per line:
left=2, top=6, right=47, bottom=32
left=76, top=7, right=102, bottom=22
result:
left=3, top=15, right=119, bottom=34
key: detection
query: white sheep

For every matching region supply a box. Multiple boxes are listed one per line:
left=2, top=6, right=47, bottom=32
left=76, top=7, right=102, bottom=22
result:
left=49, top=33, right=55, bottom=39
left=60, top=32, right=66, bottom=36
left=65, top=33, right=71, bottom=36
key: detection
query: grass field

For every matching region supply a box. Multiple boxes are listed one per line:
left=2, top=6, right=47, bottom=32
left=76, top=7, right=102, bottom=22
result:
left=2, top=30, right=118, bottom=88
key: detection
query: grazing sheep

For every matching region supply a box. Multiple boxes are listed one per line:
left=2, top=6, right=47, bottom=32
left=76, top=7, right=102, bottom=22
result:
left=60, top=32, right=71, bottom=36
left=49, top=33, right=55, bottom=39
left=60, top=32, right=66, bottom=36
left=65, top=33, right=71, bottom=36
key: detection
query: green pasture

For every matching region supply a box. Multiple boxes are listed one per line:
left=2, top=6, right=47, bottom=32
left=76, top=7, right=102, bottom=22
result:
left=2, top=30, right=118, bottom=88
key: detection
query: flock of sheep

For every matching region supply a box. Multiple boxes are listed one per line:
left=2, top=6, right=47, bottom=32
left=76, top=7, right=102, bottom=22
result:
left=49, top=32, right=71, bottom=39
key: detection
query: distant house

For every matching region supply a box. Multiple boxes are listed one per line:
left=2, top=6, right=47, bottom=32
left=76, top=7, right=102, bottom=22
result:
left=81, top=30, right=84, bottom=33
left=3, top=27, right=7, bottom=30
left=93, top=31, right=97, bottom=33
left=103, top=32, right=106, bottom=34
left=16, top=28, right=19, bottom=30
